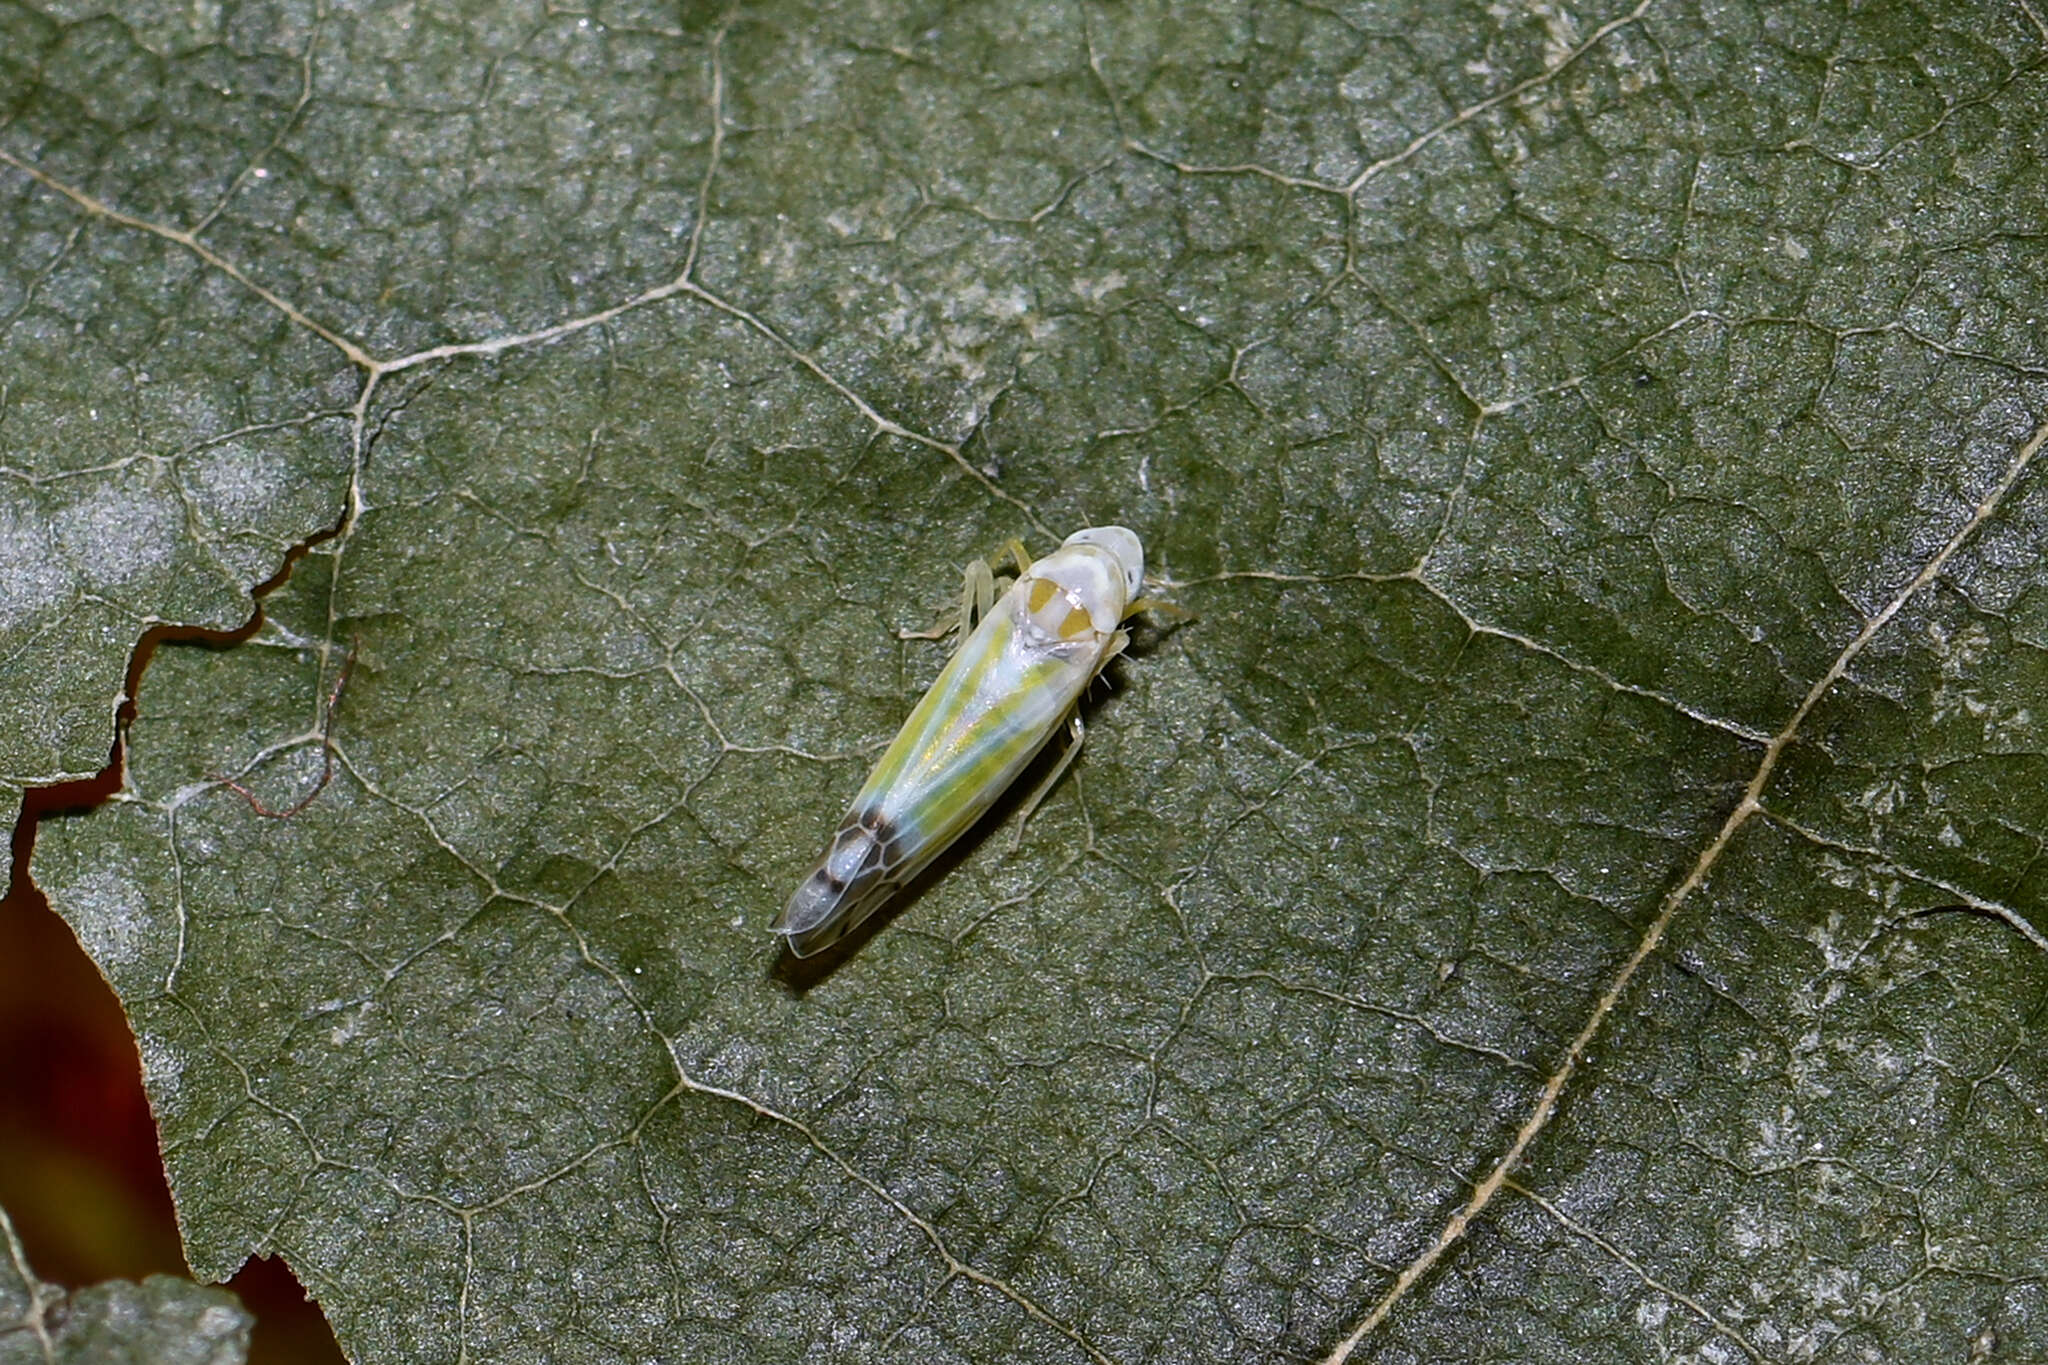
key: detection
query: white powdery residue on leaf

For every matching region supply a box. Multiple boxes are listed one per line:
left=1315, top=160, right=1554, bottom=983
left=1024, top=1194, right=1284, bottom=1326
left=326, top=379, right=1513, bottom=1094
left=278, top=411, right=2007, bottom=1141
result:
left=1747, top=1095, right=1811, bottom=1163
left=914, top=279, right=1033, bottom=386
left=1854, top=777, right=1907, bottom=816
left=1803, top=1263, right=1860, bottom=1312
left=978, top=283, right=1030, bottom=321
left=138, top=1032, right=183, bottom=1105
left=186, top=439, right=287, bottom=525
left=58, top=865, right=155, bottom=971
left=1851, top=1035, right=1906, bottom=1087
left=51, top=481, right=179, bottom=589
left=1070, top=271, right=1126, bottom=305
left=0, top=496, right=77, bottom=628
left=329, top=1001, right=376, bottom=1047
left=1724, top=1203, right=1793, bottom=1258
left=825, top=206, right=888, bottom=239
left=1928, top=620, right=1992, bottom=673
left=1517, top=0, right=1584, bottom=66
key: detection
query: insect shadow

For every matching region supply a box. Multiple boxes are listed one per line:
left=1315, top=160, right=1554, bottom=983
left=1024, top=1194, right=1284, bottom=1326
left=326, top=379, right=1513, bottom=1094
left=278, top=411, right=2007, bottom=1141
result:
left=1118, top=608, right=1190, bottom=660
left=765, top=647, right=1160, bottom=995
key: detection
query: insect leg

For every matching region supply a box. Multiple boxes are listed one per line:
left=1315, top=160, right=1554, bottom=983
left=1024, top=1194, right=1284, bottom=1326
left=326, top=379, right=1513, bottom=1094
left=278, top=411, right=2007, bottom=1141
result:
left=1010, top=713, right=1085, bottom=848
left=1006, top=625, right=1129, bottom=845
left=963, top=555, right=995, bottom=635
left=897, top=556, right=998, bottom=643
left=1125, top=595, right=1192, bottom=623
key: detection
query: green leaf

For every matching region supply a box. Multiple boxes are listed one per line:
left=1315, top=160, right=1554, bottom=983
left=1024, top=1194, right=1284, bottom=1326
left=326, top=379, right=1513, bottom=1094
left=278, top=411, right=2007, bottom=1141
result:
left=12, top=0, right=2048, bottom=1361
left=0, top=1203, right=250, bottom=1365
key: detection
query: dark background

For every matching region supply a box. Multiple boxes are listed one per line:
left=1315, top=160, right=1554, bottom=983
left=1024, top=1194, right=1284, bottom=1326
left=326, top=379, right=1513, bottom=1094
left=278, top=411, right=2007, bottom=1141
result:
left=5, top=799, right=347, bottom=1364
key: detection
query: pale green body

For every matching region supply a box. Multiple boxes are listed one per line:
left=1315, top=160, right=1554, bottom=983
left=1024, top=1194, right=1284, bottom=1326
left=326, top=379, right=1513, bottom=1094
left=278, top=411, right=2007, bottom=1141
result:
left=774, top=527, right=1144, bottom=956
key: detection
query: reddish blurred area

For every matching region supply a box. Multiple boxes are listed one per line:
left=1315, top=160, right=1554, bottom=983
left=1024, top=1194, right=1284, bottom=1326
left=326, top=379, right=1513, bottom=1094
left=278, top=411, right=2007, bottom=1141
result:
left=3, top=800, right=348, bottom=1365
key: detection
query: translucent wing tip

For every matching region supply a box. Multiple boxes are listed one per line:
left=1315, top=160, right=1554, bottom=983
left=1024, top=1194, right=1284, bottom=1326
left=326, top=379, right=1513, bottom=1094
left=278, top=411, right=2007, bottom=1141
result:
left=775, top=876, right=899, bottom=958
left=774, top=818, right=900, bottom=957
left=772, top=873, right=833, bottom=933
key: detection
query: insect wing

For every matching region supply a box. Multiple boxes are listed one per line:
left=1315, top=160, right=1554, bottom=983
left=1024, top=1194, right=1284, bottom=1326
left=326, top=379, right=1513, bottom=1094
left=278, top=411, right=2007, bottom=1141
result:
left=774, top=816, right=910, bottom=957
left=775, top=594, right=1093, bottom=956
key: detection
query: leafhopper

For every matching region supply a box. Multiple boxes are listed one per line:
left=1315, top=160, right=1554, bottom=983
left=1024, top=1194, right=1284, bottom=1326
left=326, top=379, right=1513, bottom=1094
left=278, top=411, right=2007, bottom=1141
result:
left=774, top=526, right=1148, bottom=957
